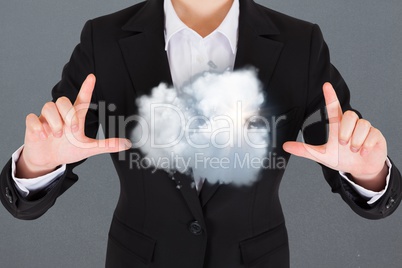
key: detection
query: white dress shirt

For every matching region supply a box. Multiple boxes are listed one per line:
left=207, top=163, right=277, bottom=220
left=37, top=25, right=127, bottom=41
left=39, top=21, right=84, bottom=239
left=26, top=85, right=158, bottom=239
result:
left=11, top=0, right=390, bottom=204
left=164, top=0, right=238, bottom=89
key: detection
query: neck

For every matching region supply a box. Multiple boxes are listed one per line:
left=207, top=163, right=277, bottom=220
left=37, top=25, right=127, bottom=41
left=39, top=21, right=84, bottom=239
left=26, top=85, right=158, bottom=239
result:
left=171, top=0, right=234, bottom=37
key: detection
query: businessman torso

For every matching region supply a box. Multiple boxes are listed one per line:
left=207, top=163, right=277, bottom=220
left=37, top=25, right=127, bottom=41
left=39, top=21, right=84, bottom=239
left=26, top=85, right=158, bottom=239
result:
left=77, top=1, right=327, bottom=267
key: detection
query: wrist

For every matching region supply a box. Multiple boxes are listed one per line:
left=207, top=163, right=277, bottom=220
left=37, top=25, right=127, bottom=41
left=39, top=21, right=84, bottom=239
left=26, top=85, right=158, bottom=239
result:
left=16, top=150, right=58, bottom=178
left=349, top=162, right=388, bottom=192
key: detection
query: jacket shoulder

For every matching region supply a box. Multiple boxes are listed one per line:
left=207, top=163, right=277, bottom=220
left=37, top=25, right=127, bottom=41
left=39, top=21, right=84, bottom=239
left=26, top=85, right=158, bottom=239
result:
left=256, top=3, right=315, bottom=26
left=255, top=3, right=316, bottom=36
left=90, top=2, right=147, bottom=32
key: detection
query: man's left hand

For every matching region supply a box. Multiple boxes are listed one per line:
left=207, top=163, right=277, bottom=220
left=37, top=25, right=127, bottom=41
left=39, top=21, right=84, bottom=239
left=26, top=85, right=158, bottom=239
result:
left=283, top=83, right=387, bottom=191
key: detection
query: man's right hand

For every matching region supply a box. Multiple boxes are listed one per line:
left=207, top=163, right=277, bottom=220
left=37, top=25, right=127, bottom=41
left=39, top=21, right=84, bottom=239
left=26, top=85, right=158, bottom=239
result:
left=16, top=74, right=132, bottom=178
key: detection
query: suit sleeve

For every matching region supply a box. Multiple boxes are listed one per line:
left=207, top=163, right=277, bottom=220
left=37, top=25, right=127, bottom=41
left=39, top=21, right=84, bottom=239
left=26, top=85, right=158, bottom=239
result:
left=0, top=20, right=99, bottom=220
left=302, top=24, right=402, bottom=219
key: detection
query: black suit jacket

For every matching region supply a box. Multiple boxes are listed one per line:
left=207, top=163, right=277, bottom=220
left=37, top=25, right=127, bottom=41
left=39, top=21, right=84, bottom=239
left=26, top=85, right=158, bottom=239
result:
left=1, top=1, right=401, bottom=267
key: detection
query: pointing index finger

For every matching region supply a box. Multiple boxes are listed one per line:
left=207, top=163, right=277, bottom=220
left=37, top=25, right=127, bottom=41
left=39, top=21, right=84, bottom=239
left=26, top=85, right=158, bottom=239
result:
left=323, top=82, right=342, bottom=119
left=323, top=82, right=343, bottom=140
left=74, top=74, right=96, bottom=118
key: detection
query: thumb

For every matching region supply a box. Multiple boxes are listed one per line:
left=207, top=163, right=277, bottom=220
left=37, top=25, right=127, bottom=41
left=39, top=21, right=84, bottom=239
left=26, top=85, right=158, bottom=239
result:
left=283, top=141, right=325, bottom=161
left=85, top=138, right=132, bottom=158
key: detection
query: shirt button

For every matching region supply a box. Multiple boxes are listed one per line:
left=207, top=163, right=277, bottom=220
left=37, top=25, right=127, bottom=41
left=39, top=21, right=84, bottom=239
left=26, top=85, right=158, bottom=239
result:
left=196, top=55, right=204, bottom=63
left=188, top=221, right=202, bottom=236
left=208, top=60, right=218, bottom=69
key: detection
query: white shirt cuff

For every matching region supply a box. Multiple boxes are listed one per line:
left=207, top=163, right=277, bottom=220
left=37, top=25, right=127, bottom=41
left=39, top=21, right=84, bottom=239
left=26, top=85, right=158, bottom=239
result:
left=339, top=158, right=391, bottom=205
left=11, top=145, right=66, bottom=197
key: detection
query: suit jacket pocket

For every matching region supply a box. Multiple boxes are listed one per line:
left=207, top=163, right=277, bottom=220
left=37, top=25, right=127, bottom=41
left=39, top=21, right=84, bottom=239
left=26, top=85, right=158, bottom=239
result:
left=239, top=223, right=289, bottom=267
left=108, top=216, right=156, bottom=265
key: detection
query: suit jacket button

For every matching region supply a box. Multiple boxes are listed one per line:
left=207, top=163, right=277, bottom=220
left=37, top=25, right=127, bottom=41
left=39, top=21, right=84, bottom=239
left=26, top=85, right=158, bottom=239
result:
left=386, top=196, right=396, bottom=209
left=188, top=221, right=202, bottom=236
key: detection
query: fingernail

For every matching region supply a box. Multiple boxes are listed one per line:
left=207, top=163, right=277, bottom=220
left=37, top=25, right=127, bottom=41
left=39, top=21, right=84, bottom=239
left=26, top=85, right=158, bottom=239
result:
left=122, top=139, right=132, bottom=149
left=351, top=147, right=359, bottom=153
left=339, top=139, right=347, bottom=145
left=55, top=130, right=63, bottom=138
left=72, top=124, right=79, bottom=133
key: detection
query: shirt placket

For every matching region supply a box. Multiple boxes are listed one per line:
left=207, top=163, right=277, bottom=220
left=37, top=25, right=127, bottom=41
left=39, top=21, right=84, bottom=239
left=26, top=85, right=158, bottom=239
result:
left=190, top=35, right=209, bottom=81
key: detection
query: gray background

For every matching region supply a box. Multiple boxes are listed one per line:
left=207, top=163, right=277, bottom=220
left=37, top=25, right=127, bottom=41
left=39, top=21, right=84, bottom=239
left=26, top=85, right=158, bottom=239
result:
left=0, top=0, right=401, bottom=267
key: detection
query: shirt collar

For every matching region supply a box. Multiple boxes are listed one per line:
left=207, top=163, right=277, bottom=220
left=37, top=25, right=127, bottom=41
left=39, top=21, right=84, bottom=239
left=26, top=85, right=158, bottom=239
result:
left=164, top=0, right=239, bottom=54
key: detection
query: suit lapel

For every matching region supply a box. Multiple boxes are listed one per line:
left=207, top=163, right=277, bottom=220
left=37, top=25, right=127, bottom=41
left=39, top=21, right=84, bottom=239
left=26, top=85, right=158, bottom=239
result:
left=119, top=0, right=205, bottom=225
left=119, top=0, right=173, bottom=96
left=199, top=0, right=284, bottom=207
left=172, top=171, right=206, bottom=228
left=234, top=0, right=283, bottom=83
left=199, top=180, right=221, bottom=207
